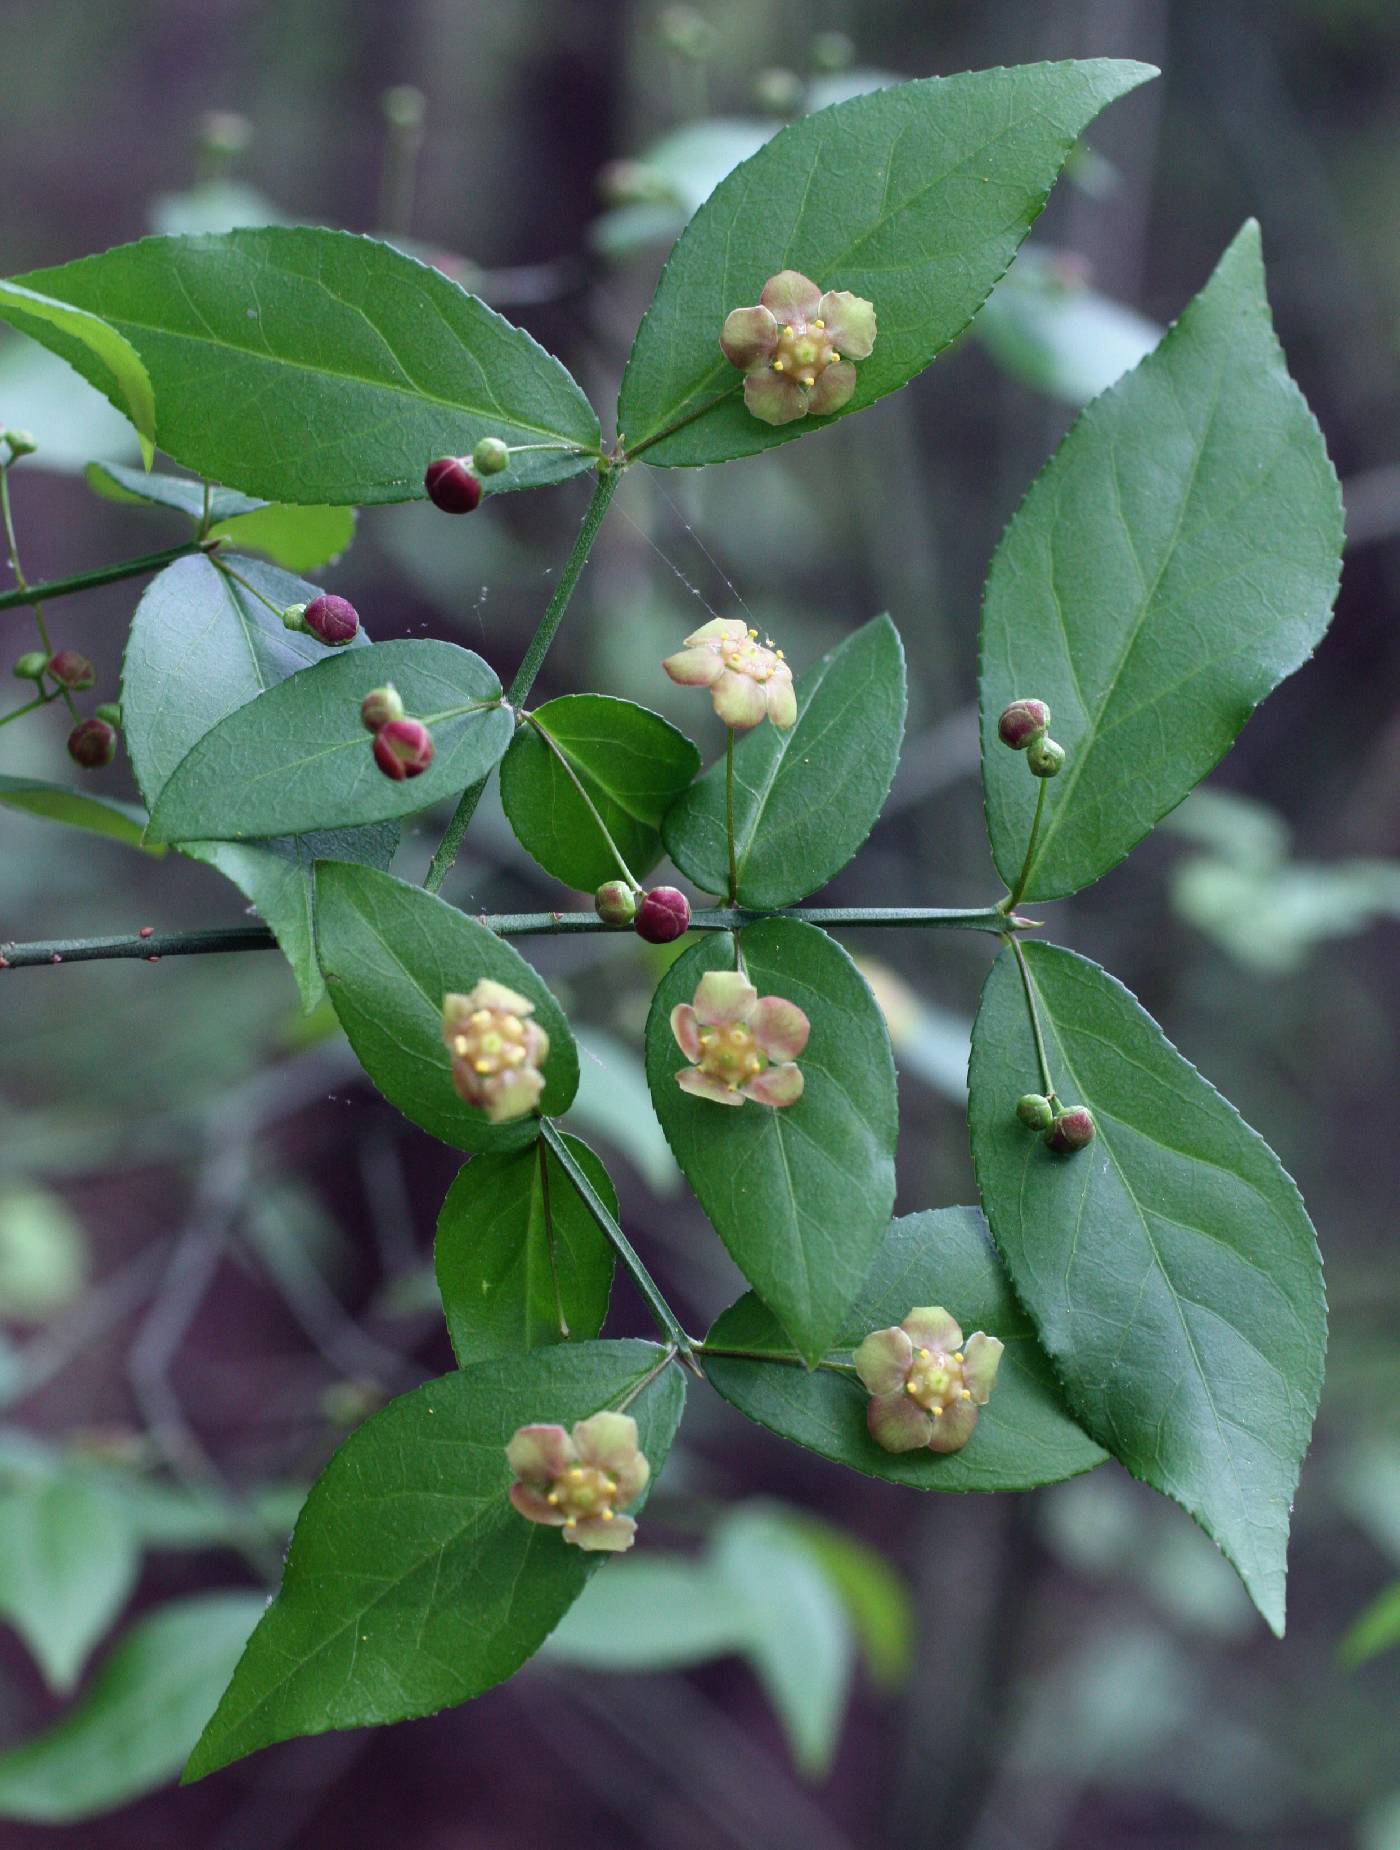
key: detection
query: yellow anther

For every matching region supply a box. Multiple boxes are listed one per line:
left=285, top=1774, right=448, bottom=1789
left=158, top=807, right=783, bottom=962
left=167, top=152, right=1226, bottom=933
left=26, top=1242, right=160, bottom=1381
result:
left=961, top=1389, right=972, bottom=1401
left=783, top=325, right=793, bottom=336
left=506, top=1045, right=526, bottom=1064
left=801, top=374, right=815, bottom=388
left=773, top=359, right=785, bottom=371
left=954, top=1352, right=964, bottom=1363
left=472, top=1058, right=493, bottom=1075
left=775, top=649, right=785, bottom=660
left=565, top=1516, right=577, bottom=1528
left=814, top=318, right=825, bottom=329
left=546, top=1490, right=560, bottom=1505
left=748, top=628, right=758, bottom=638
left=569, top=1467, right=585, bottom=1480
left=932, top=1406, right=944, bottom=1417
left=905, top=1381, right=919, bottom=1397
left=831, top=352, right=840, bottom=363
left=600, top=1508, right=615, bottom=1522
left=470, top=1009, right=492, bottom=1028
left=502, top=1014, right=522, bottom=1035
left=452, top=1034, right=470, bottom=1057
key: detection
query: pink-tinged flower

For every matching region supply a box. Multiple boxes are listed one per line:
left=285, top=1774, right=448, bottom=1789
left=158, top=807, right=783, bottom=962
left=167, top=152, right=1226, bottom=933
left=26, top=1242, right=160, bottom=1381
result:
left=671, top=969, right=808, bottom=1109
left=506, top=1410, right=650, bottom=1552
left=662, top=618, right=796, bottom=731
left=854, top=1307, right=1004, bottom=1456
left=442, top=979, right=550, bottom=1123
left=720, top=269, right=876, bottom=427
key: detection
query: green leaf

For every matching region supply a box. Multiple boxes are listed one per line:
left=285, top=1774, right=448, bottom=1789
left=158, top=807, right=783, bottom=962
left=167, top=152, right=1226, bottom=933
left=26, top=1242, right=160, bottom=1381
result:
left=12, top=228, right=601, bottom=504
left=146, top=638, right=512, bottom=844
left=975, top=247, right=1161, bottom=405
left=85, top=458, right=261, bottom=522
left=705, top=1209, right=1106, bottom=1492
left=1340, top=1580, right=1400, bottom=1670
left=645, top=919, right=897, bottom=1363
left=121, top=553, right=397, bottom=1008
left=315, top=861, right=579, bottom=1152
left=85, top=460, right=357, bottom=572
left=980, top=223, right=1344, bottom=901
left=664, top=614, right=906, bottom=906
left=0, top=1475, right=140, bottom=1692
left=500, top=694, right=700, bottom=892
left=0, top=1594, right=263, bottom=1823
left=0, top=332, right=142, bottom=472
left=967, top=941, right=1325, bottom=1632
left=435, top=1135, right=616, bottom=1363
left=0, top=773, right=158, bottom=853
left=617, top=60, right=1156, bottom=467
left=185, top=1342, right=685, bottom=1780
left=780, top=1514, right=913, bottom=1689
left=0, top=279, right=155, bottom=466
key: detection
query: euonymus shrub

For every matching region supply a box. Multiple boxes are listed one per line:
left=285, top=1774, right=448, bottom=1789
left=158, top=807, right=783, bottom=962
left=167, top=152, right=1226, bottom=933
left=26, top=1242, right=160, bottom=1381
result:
left=0, top=58, right=1342, bottom=1779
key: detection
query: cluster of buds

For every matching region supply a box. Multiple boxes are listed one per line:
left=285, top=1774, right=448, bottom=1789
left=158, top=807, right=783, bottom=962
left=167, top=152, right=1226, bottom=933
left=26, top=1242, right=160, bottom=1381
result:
left=13, top=647, right=123, bottom=771
left=360, top=683, right=435, bottom=781
left=671, top=969, right=809, bottom=1109
left=507, top=1411, right=651, bottom=1552
left=663, top=617, right=796, bottom=731
left=720, top=270, right=876, bottom=427
left=282, top=593, right=360, bottom=649
left=442, top=979, right=550, bottom=1123
left=1018, top=1093, right=1097, bottom=1154
left=855, top=1307, right=1004, bottom=1456
left=997, top=697, right=1065, bottom=778
left=424, top=437, right=511, bottom=515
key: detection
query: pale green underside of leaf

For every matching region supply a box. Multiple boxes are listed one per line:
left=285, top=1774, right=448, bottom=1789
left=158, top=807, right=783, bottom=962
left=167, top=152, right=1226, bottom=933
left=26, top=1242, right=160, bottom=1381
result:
left=86, top=458, right=261, bottom=522
left=88, top=460, right=358, bottom=572
left=705, top=1209, right=1106, bottom=1492
left=967, top=942, right=1325, bottom=1633
left=0, top=774, right=158, bottom=852
left=185, top=1343, right=685, bottom=1780
left=0, top=1476, right=140, bottom=1693
left=0, top=279, right=155, bottom=465
left=664, top=614, right=905, bottom=907
left=500, top=693, right=700, bottom=893
left=980, top=221, right=1344, bottom=901
left=315, top=861, right=579, bottom=1152
left=645, top=920, right=897, bottom=1364
left=146, top=637, right=511, bottom=844
left=12, top=228, right=601, bottom=504
left=435, top=1135, right=616, bottom=1363
left=618, top=59, right=1157, bottom=467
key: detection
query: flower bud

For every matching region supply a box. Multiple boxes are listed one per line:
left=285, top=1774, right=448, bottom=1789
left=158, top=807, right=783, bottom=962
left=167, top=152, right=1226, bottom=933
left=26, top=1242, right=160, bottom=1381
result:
left=997, top=698, right=1050, bottom=750
left=372, top=717, right=434, bottom=780
left=424, top=456, right=482, bottom=514
left=811, top=29, right=855, bottom=71
left=634, top=885, right=691, bottom=944
left=472, top=436, right=510, bottom=476
left=594, top=880, right=639, bottom=927
left=46, top=650, right=96, bottom=691
left=67, top=717, right=117, bottom=769
left=12, top=651, right=47, bottom=681
left=1046, top=1105, right=1096, bottom=1154
left=281, top=601, right=309, bottom=632
left=95, top=702, right=122, bottom=728
left=360, top=684, right=406, bottom=731
left=1027, top=736, right=1066, bottom=778
left=381, top=84, right=426, bottom=131
left=302, top=593, right=359, bottom=647
left=1016, top=1093, right=1055, bottom=1131
left=2, top=429, right=37, bottom=458
left=658, top=4, right=716, bottom=59
left=754, top=67, right=804, bottom=114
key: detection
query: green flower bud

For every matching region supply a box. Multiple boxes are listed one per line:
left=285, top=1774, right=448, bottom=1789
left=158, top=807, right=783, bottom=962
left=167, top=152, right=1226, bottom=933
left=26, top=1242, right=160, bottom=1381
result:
left=1016, top=1093, right=1055, bottom=1131
left=594, top=880, right=639, bottom=927
left=360, top=684, right=406, bottom=731
left=95, top=702, right=122, bottom=729
left=472, top=436, right=510, bottom=476
left=381, top=84, right=426, bottom=130
left=811, top=29, right=855, bottom=71
left=12, top=651, right=47, bottom=681
left=658, top=4, right=716, bottom=59
left=1027, top=736, right=1066, bottom=778
left=754, top=67, right=804, bottom=115
left=281, top=601, right=310, bottom=633
left=3, top=429, right=37, bottom=458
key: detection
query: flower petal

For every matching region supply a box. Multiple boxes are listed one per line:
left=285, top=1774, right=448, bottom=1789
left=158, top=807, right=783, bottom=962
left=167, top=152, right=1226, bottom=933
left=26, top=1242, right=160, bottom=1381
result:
left=486, top=1068, right=545, bottom=1124
left=765, top=673, right=797, bottom=729
left=663, top=644, right=725, bottom=687
left=693, top=970, right=758, bottom=1027
left=506, top=1423, right=575, bottom=1483
left=807, top=360, right=856, bottom=417
left=926, top=1400, right=979, bottom=1455
left=901, top=1306, right=963, bottom=1355
left=853, top=1325, right=913, bottom=1395
left=467, top=978, right=534, bottom=1016
left=743, top=370, right=808, bottom=427
left=818, top=290, right=877, bottom=359
left=683, top=617, right=748, bottom=647
left=720, top=304, right=779, bottom=371
left=677, top=1066, right=744, bottom=1106
left=610, top=1451, right=651, bottom=1505
left=743, top=1062, right=804, bottom=1108
left=573, top=1410, right=643, bottom=1473
left=750, top=995, right=810, bottom=1061
left=509, top=1483, right=567, bottom=1526
left=962, top=1332, right=1005, bottom=1405
left=711, top=667, right=768, bottom=730
left=565, top=1513, right=637, bottom=1553
left=671, top=1002, right=703, bottom=1061
left=522, top=1021, right=550, bottom=1066
left=760, top=270, right=822, bottom=325
left=867, top=1391, right=934, bottom=1454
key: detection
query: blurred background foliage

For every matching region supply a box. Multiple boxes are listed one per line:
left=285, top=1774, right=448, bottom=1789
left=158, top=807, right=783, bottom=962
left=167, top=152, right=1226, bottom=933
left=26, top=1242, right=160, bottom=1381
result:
left=0, top=2, right=1398, bottom=1845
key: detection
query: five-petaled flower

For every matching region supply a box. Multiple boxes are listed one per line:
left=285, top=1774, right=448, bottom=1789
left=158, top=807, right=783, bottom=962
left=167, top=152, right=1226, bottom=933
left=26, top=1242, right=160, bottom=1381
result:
left=720, top=269, right=876, bottom=427
left=854, top=1307, right=1004, bottom=1455
left=662, top=617, right=797, bottom=730
left=671, top=969, right=808, bottom=1108
left=506, top=1411, right=650, bottom=1552
left=442, top=979, right=549, bottom=1124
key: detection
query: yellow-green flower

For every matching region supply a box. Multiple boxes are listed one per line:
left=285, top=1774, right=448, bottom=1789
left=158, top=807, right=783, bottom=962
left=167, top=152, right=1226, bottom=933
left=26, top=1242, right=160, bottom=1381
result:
left=506, top=1412, right=650, bottom=1552
left=854, top=1307, right=1004, bottom=1455
left=721, top=269, right=876, bottom=426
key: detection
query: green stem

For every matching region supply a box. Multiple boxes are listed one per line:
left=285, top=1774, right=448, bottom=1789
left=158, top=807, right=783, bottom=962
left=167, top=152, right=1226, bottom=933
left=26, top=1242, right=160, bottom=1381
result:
left=614, top=1345, right=681, bottom=1412
left=537, top=1135, right=569, bottom=1339
left=0, top=689, right=59, bottom=729
left=211, top=555, right=286, bottom=618
left=695, top=1342, right=860, bottom=1380
left=424, top=465, right=620, bottom=893
left=1006, top=932, right=1058, bottom=1105
left=1001, top=775, right=1049, bottom=914
left=540, top=1117, right=698, bottom=1370
left=0, top=538, right=217, bottom=614
left=0, top=465, right=75, bottom=717
left=725, top=726, right=738, bottom=904
left=525, top=710, right=642, bottom=890
left=622, top=384, right=734, bottom=464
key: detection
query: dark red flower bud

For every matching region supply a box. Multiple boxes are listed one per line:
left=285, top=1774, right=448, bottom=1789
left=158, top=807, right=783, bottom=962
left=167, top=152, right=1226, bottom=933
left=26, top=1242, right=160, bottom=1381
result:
left=595, top=880, right=640, bottom=927
left=1046, top=1105, right=1096, bottom=1154
left=303, top=594, right=360, bottom=648
left=360, top=684, right=406, bottom=731
left=997, top=698, right=1050, bottom=750
left=372, top=718, right=434, bottom=780
left=424, top=456, right=482, bottom=514
left=47, top=649, right=96, bottom=691
left=67, top=717, right=117, bottom=769
left=634, top=885, right=691, bottom=944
